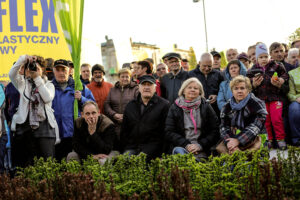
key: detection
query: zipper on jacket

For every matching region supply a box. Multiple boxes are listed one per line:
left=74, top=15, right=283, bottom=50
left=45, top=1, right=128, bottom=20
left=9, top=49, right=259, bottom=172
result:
left=119, top=86, right=124, bottom=113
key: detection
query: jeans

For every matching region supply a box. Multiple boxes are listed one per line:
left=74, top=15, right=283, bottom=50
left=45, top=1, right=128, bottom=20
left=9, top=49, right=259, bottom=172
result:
left=289, top=102, right=300, bottom=144
left=172, top=146, right=207, bottom=162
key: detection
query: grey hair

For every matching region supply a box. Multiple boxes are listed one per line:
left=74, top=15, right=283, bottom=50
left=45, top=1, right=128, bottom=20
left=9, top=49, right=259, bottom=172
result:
left=156, top=63, right=168, bottom=71
left=226, top=48, right=238, bottom=55
left=200, top=52, right=213, bottom=63
left=287, top=48, right=299, bottom=59
left=178, top=77, right=205, bottom=98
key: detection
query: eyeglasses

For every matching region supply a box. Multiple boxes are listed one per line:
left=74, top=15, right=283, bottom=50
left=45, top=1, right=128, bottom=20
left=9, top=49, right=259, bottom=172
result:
left=157, top=68, right=166, bottom=72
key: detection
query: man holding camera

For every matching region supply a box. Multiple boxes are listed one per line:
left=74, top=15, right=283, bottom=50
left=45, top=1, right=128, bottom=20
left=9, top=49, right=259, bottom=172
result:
left=9, top=55, right=59, bottom=168
left=52, top=59, right=95, bottom=161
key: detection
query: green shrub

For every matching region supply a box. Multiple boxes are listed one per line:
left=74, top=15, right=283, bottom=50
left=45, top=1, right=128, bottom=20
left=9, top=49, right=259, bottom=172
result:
left=3, top=147, right=299, bottom=200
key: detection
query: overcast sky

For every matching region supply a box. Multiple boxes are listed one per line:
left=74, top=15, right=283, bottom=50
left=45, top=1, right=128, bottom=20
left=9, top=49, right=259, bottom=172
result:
left=81, top=0, right=300, bottom=62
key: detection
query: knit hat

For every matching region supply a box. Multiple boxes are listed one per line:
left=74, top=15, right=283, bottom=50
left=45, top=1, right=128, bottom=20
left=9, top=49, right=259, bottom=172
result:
left=92, top=64, right=105, bottom=75
left=256, top=43, right=268, bottom=60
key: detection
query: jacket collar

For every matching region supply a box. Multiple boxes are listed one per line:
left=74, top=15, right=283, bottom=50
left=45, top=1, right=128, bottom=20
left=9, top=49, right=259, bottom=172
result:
left=167, top=68, right=186, bottom=79
left=52, top=77, right=75, bottom=90
left=115, top=81, right=137, bottom=89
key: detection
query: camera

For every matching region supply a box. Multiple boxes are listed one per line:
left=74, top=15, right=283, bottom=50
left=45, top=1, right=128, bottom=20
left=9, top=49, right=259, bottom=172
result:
left=25, top=61, right=37, bottom=71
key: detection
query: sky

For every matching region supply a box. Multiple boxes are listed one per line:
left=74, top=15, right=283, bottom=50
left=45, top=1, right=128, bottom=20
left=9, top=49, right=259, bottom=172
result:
left=81, top=0, right=300, bottom=64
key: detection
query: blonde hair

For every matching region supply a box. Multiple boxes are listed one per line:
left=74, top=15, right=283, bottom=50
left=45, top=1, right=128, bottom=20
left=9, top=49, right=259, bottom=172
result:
left=230, top=75, right=252, bottom=92
left=178, top=77, right=205, bottom=98
left=118, top=68, right=132, bottom=77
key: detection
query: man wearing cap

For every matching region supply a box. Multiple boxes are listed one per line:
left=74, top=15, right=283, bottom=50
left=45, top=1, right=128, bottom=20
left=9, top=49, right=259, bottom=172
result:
left=87, top=64, right=113, bottom=114
left=189, top=53, right=224, bottom=117
left=211, top=51, right=222, bottom=71
left=52, top=59, right=95, bottom=161
left=120, top=75, right=169, bottom=161
left=237, top=52, right=251, bottom=69
left=160, top=52, right=189, bottom=103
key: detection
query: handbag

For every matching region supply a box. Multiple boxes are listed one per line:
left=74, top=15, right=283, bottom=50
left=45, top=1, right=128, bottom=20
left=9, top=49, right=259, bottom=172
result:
left=216, top=136, right=262, bottom=154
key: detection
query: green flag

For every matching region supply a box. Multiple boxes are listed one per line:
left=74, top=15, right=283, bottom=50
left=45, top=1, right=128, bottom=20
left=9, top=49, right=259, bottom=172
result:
left=53, top=0, right=85, bottom=119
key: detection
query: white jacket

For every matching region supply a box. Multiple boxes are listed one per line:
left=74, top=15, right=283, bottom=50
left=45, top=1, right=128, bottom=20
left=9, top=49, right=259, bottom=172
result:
left=8, top=55, right=60, bottom=144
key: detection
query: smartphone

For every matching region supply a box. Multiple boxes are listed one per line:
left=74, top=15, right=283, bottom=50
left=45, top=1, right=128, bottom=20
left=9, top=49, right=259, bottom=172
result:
left=254, top=73, right=262, bottom=77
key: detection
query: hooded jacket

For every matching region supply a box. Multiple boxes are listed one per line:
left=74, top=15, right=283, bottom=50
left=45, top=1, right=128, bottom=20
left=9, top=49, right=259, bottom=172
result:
left=217, top=62, right=247, bottom=110
left=52, top=77, right=95, bottom=138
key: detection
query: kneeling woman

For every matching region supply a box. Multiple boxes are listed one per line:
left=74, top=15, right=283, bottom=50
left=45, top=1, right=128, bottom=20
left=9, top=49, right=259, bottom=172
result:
left=220, top=76, right=267, bottom=154
left=165, top=78, right=220, bottom=161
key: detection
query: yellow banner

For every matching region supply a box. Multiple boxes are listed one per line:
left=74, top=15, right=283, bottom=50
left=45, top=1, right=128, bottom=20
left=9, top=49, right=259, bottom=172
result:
left=0, top=0, right=71, bottom=81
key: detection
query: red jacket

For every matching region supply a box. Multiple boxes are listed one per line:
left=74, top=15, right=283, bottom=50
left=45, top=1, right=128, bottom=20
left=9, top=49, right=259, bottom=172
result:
left=87, top=81, right=113, bottom=113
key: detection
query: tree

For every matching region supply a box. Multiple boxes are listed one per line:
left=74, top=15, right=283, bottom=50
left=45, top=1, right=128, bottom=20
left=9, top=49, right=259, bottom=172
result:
left=188, top=47, right=198, bottom=70
left=288, top=28, right=300, bottom=46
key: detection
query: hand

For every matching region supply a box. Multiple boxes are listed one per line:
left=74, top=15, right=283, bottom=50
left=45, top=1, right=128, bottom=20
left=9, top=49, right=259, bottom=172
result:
left=271, top=77, right=284, bottom=88
left=208, top=95, right=217, bottom=104
left=113, top=113, right=123, bottom=123
left=186, top=144, right=201, bottom=154
left=86, top=117, right=97, bottom=135
left=226, top=138, right=240, bottom=151
left=296, top=97, right=300, bottom=103
left=74, top=90, right=82, bottom=101
left=252, top=75, right=263, bottom=88
left=229, top=146, right=240, bottom=155
left=93, top=154, right=108, bottom=160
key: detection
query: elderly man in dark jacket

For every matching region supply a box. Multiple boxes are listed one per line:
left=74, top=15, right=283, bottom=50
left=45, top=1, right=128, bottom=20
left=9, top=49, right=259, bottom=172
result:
left=189, top=53, right=224, bottom=116
left=67, top=101, right=118, bottom=164
left=160, top=53, right=189, bottom=104
left=120, top=75, right=169, bottom=160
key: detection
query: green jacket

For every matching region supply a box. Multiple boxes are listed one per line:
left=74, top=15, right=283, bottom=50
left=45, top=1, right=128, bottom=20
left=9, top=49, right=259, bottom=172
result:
left=288, top=66, right=300, bottom=102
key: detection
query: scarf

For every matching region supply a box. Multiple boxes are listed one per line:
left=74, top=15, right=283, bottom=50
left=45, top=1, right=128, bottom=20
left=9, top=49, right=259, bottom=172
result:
left=28, top=78, right=47, bottom=129
left=229, top=93, right=251, bottom=129
left=175, top=96, right=201, bottom=134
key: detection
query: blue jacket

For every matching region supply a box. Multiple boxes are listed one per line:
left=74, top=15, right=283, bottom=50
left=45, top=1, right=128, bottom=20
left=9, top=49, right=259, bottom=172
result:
left=217, top=61, right=247, bottom=111
left=52, top=78, right=95, bottom=138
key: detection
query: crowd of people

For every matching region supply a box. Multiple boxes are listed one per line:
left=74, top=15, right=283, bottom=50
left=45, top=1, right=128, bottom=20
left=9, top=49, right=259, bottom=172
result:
left=0, top=39, right=300, bottom=171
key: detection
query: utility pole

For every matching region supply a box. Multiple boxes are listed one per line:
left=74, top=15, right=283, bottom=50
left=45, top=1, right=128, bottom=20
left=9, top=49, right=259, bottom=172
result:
left=193, top=0, right=208, bottom=52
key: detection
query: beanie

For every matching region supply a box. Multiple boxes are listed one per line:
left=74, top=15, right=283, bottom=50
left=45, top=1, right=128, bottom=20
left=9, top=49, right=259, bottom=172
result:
left=92, top=64, right=105, bottom=75
left=256, top=43, right=269, bottom=60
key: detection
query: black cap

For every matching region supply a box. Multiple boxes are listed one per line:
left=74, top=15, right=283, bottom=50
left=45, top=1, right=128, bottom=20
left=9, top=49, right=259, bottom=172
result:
left=54, top=59, right=69, bottom=68
left=138, top=75, right=156, bottom=84
left=210, top=51, right=221, bottom=58
left=167, top=52, right=182, bottom=60
left=162, top=52, right=172, bottom=60
left=92, top=64, right=105, bottom=75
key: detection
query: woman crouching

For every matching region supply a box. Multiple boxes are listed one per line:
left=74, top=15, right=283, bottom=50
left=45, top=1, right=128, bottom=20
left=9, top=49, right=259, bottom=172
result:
left=165, top=78, right=220, bottom=161
left=219, top=75, right=267, bottom=154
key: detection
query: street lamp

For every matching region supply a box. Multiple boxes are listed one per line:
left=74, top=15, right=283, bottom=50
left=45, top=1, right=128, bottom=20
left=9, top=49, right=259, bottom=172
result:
left=193, top=0, right=208, bottom=52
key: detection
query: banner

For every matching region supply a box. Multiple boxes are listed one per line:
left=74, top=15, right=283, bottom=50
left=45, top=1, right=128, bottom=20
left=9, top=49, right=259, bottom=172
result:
left=53, top=0, right=84, bottom=119
left=0, top=0, right=71, bottom=81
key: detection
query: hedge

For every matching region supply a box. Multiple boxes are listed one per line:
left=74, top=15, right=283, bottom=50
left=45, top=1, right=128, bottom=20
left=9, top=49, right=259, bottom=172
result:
left=0, top=147, right=299, bottom=199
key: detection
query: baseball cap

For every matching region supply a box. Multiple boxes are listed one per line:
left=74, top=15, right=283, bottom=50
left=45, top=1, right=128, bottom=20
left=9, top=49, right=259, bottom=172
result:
left=54, top=59, right=69, bottom=68
left=138, top=75, right=156, bottom=84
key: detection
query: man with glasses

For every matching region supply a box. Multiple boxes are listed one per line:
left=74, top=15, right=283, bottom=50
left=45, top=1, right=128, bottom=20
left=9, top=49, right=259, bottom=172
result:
left=155, top=63, right=168, bottom=78
left=189, top=53, right=224, bottom=116
left=160, top=53, right=189, bottom=103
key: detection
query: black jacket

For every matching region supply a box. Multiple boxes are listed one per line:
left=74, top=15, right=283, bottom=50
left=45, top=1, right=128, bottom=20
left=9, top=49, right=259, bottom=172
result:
left=165, top=98, right=220, bottom=154
left=120, top=94, right=169, bottom=159
left=160, top=69, right=189, bottom=104
left=72, top=115, right=115, bottom=159
left=188, top=66, right=224, bottom=99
